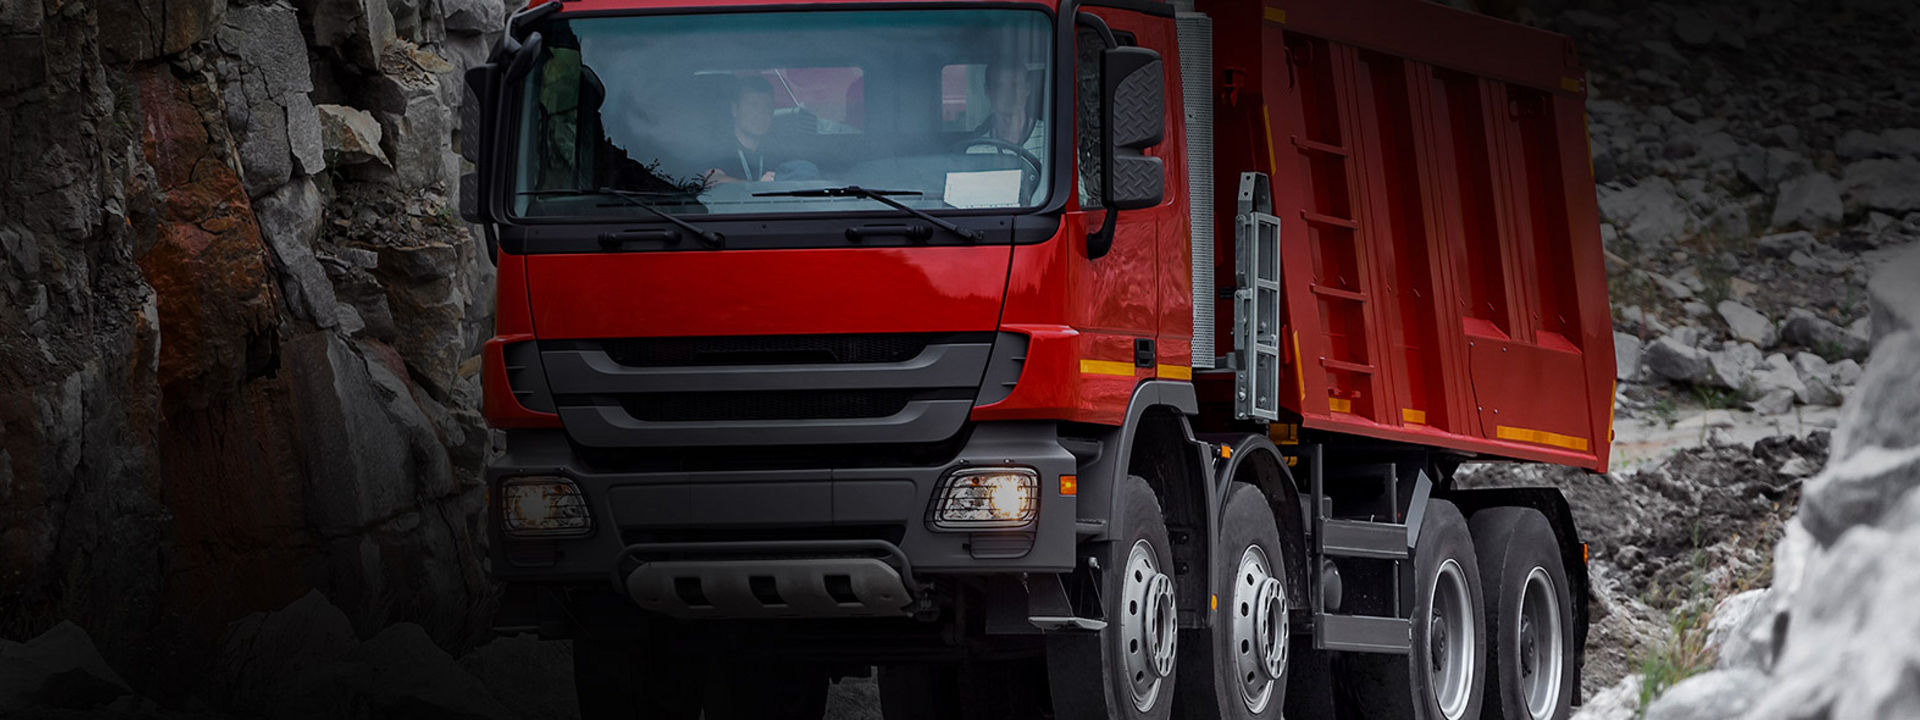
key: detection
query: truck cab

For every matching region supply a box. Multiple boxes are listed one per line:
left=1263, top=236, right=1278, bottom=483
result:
left=465, top=2, right=1605, bottom=719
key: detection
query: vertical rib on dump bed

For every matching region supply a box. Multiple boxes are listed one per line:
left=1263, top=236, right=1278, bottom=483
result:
left=1202, top=0, right=1614, bottom=471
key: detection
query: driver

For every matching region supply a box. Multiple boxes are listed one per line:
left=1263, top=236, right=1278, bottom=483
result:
left=703, top=76, right=790, bottom=184
left=972, top=61, right=1045, bottom=158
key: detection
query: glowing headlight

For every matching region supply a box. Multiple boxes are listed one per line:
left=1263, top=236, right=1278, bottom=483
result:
left=499, top=476, right=591, bottom=537
left=931, top=467, right=1039, bottom=529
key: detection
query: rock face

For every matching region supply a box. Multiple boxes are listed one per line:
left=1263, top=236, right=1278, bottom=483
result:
left=1644, top=243, right=1920, bottom=720
left=0, top=0, right=501, bottom=706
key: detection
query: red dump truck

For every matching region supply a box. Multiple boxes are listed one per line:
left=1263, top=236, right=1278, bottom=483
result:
left=462, top=1, right=1612, bottom=718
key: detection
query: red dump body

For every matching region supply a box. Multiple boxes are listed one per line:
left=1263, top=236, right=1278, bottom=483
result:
left=1202, top=0, right=1614, bottom=471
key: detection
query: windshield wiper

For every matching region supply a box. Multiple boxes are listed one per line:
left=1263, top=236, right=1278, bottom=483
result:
left=753, top=186, right=980, bottom=242
left=518, top=188, right=725, bottom=248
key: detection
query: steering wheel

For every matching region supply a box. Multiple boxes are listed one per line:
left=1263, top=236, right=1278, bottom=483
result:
left=950, top=137, right=1044, bottom=176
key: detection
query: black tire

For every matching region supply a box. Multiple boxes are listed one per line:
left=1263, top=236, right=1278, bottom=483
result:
left=1470, top=508, right=1575, bottom=720
left=1335, top=499, right=1486, bottom=720
left=1177, top=482, right=1290, bottom=720
left=1049, top=475, right=1177, bottom=720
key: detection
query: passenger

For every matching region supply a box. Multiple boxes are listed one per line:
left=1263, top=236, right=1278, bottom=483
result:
left=703, top=76, right=789, bottom=184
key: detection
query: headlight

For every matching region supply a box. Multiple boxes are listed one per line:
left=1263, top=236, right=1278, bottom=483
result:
left=930, top=467, right=1039, bottom=529
left=499, top=476, right=592, bottom=537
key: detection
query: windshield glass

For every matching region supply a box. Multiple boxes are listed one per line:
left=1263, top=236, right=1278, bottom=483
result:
left=512, top=9, right=1055, bottom=218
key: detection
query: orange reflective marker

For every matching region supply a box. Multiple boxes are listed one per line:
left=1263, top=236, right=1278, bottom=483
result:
left=1059, top=475, right=1077, bottom=496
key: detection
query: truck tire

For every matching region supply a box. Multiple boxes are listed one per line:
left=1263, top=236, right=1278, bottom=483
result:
left=1049, top=475, right=1178, bottom=720
left=1178, top=481, right=1290, bottom=720
left=1335, top=499, right=1486, bottom=720
left=1469, top=507, right=1574, bottom=720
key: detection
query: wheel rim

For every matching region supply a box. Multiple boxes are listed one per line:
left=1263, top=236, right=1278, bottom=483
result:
left=1122, top=538, right=1178, bottom=712
left=1519, top=567, right=1564, bottom=720
left=1231, top=544, right=1288, bottom=714
left=1427, top=558, right=1475, bottom=720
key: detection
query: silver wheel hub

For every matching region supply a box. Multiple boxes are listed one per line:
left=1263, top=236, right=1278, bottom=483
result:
left=1231, top=545, right=1288, bottom=714
left=1122, top=539, right=1178, bottom=712
left=1519, top=567, right=1564, bottom=720
left=1428, top=559, right=1475, bottom=720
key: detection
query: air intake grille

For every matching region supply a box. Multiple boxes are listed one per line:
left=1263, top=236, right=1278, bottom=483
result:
left=622, top=390, right=918, bottom=422
left=1179, top=11, right=1216, bottom=369
left=597, top=333, right=960, bottom=368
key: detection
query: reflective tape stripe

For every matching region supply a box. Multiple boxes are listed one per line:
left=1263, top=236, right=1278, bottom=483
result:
left=1496, top=425, right=1590, bottom=452
left=1157, top=365, right=1192, bottom=381
left=1079, top=359, right=1137, bottom=377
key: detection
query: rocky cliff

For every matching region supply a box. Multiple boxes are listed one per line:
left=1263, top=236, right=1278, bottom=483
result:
left=0, top=0, right=509, bottom=705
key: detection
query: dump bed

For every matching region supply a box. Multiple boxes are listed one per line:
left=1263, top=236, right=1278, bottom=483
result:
left=1201, top=0, right=1614, bottom=471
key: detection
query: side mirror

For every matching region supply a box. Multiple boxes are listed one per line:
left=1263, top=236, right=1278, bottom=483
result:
left=1102, top=46, right=1164, bottom=212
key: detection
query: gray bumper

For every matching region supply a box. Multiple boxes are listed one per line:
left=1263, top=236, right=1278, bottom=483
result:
left=486, top=422, right=1081, bottom=593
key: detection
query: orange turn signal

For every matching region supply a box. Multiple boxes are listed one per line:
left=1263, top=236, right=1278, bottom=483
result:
left=1059, top=475, right=1078, bottom=496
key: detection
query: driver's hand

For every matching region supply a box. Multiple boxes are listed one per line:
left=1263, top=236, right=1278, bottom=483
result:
left=760, top=171, right=776, bottom=182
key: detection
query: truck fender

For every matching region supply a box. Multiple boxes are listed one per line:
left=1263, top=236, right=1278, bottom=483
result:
left=1199, top=433, right=1311, bottom=609
left=1074, top=380, right=1214, bottom=624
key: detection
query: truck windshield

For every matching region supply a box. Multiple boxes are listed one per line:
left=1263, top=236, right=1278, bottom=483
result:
left=511, top=9, right=1055, bottom=219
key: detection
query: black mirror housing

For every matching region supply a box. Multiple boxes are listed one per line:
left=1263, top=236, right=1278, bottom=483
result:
left=1101, top=46, right=1165, bottom=213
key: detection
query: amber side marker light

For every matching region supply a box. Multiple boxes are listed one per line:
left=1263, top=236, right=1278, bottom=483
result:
left=1060, top=475, right=1078, bottom=496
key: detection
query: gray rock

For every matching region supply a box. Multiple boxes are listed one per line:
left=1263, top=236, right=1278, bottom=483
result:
left=1755, top=230, right=1815, bottom=259
left=316, top=104, right=390, bottom=167
left=287, top=92, right=326, bottom=176
left=1749, top=388, right=1795, bottom=416
left=1842, top=158, right=1920, bottom=215
left=1833, top=358, right=1864, bottom=386
left=441, top=0, right=504, bottom=35
left=1836, top=128, right=1889, bottom=159
left=1717, top=300, right=1777, bottom=348
left=458, top=635, right=577, bottom=720
left=1779, top=456, right=1817, bottom=478
left=339, top=624, right=513, bottom=720
left=1706, top=342, right=1762, bottom=391
left=217, top=2, right=315, bottom=196
left=1780, top=309, right=1869, bottom=358
left=1869, top=244, right=1920, bottom=341
left=1708, top=589, right=1783, bottom=672
left=1798, top=332, right=1920, bottom=544
left=1792, top=352, right=1842, bottom=406
left=1614, top=331, right=1644, bottom=382
left=1600, top=178, right=1693, bottom=246
left=208, top=590, right=359, bottom=716
left=0, top=622, right=133, bottom=713
left=1884, top=128, right=1920, bottom=158
left=1645, top=669, right=1767, bottom=720
left=285, top=332, right=418, bottom=536
left=1573, top=674, right=1642, bottom=720
left=1647, top=335, right=1711, bottom=384
left=253, top=178, right=338, bottom=327
left=1770, top=173, right=1843, bottom=230
left=307, top=0, right=398, bottom=71
left=1749, top=353, right=1807, bottom=400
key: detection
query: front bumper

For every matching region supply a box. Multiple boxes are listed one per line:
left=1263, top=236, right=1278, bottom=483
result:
left=486, top=422, right=1080, bottom=606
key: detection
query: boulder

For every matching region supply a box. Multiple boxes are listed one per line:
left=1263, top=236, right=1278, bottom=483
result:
left=1779, top=309, right=1869, bottom=358
left=216, top=2, right=317, bottom=196
left=1644, top=668, right=1768, bottom=720
left=1600, top=178, right=1693, bottom=247
left=441, top=0, right=504, bottom=36
left=1572, top=674, right=1642, bottom=720
left=0, top=622, right=133, bottom=713
left=316, top=104, right=391, bottom=168
left=1737, top=147, right=1810, bottom=191
left=1646, top=335, right=1711, bottom=384
left=253, top=178, right=338, bottom=327
left=1797, top=332, right=1920, bottom=544
left=1704, top=342, right=1762, bottom=391
left=1749, top=388, right=1794, bottom=416
left=1792, top=352, right=1842, bottom=406
left=207, top=591, right=359, bottom=717
left=1614, top=331, right=1644, bottom=382
left=1708, top=589, right=1783, bottom=672
left=1841, top=158, right=1920, bottom=215
left=305, top=0, right=398, bottom=72
left=1835, top=129, right=1888, bottom=159
left=1716, top=300, right=1776, bottom=348
left=1884, top=128, right=1920, bottom=158
left=1769, top=173, right=1843, bottom=230
left=1748, top=353, right=1807, bottom=400
left=1868, top=244, right=1920, bottom=341
left=337, top=624, right=513, bottom=720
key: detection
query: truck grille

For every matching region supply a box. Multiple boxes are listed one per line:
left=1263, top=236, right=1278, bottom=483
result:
left=539, top=333, right=1004, bottom=448
left=622, top=390, right=920, bottom=422
left=594, top=333, right=956, bottom=367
